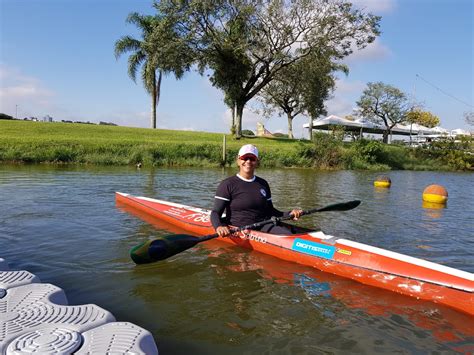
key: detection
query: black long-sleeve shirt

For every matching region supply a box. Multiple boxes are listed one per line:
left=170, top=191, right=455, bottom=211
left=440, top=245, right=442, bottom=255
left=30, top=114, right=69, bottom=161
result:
left=210, top=174, right=289, bottom=229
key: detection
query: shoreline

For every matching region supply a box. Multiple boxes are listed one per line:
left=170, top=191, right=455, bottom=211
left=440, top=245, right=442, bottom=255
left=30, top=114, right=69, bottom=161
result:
left=1, top=120, right=473, bottom=171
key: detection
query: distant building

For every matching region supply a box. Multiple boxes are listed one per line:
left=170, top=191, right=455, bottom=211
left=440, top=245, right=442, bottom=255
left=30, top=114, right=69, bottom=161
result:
left=256, top=122, right=274, bottom=137
left=43, top=115, right=53, bottom=122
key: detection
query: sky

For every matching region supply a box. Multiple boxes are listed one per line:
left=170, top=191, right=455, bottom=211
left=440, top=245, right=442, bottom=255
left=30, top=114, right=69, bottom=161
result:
left=0, top=0, right=473, bottom=138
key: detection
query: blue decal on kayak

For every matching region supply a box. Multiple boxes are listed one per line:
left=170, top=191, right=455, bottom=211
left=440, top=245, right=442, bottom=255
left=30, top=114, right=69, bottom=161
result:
left=292, top=238, right=336, bottom=259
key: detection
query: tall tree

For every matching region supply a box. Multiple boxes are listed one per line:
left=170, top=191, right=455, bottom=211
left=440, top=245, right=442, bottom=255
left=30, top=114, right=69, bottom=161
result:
left=115, top=13, right=160, bottom=129
left=156, top=0, right=380, bottom=137
left=259, top=52, right=347, bottom=139
left=356, top=82, right=411, bottom=143
left=115, top=12, right=191, bottom=129
left=300, top=55, right=348, bottom=141
left=257, top=61, right=306, bottom=139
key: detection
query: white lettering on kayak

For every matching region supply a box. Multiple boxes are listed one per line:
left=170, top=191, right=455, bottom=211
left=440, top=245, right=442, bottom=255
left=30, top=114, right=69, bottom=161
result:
left=164, top=207, right=186, bottom=217
left=242, top=231, right=267, bottom=244
left=163, top=208, right=210, bottom=223
left=182, top=213, right=210, bottom=223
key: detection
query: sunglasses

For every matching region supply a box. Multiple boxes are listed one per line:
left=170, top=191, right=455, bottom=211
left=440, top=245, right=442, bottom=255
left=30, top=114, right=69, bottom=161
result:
left=239, top=155, right=257, bottom=162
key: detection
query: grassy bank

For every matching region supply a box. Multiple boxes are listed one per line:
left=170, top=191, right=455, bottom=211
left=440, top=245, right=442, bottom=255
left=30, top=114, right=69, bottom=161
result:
left=0, top=120, right=302, bottom=167
left=0, top=120, right=472, bottom=170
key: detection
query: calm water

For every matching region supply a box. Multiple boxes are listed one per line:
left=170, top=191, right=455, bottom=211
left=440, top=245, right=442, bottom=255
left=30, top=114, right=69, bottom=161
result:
left=1, top=164, right=473, bottom=354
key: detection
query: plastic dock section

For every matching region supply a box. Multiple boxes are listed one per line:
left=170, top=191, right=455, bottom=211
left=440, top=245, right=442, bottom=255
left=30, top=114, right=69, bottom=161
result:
left=0, top=258, right=158, bottom=354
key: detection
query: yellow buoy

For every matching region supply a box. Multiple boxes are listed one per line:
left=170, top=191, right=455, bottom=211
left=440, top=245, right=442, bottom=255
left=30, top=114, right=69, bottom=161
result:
left=422, top=185, right=448, bottom=204
left=374, top=175, right=391, bottom=188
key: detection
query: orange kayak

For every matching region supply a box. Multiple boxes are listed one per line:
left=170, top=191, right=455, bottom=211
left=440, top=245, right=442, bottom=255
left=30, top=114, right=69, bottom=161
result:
left=116, top=192, right=474, bottom=315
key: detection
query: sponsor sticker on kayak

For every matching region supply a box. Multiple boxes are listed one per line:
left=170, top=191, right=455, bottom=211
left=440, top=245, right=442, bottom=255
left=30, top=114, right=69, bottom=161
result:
left=336, top=248, right=352, bottom=256
left=292, top=239, right=336, bottom=259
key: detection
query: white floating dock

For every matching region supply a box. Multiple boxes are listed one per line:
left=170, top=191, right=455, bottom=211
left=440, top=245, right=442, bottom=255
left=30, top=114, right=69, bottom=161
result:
left=0, top=257, right=158, bottom=354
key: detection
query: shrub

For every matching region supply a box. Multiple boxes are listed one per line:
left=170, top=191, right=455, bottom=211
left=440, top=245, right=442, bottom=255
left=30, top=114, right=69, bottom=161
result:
left=0, top=113, right=14, bottom=120
left=407, top=137, right=473, bottom=170
left=295, top=132, right=345, bottom=169
left=353, top=139, right=386, bottom=164
left=272, top=132, right=289, bottom=138
left=423, top=137, right=474, bottom=170
left=242, top=129, right=255, bottom=136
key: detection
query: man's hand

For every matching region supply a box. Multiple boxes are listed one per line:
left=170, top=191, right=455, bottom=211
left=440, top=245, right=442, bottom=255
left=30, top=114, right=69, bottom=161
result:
left=216, top=225, right=231, bottom=237
left=289, top=209, right=304, bottom=220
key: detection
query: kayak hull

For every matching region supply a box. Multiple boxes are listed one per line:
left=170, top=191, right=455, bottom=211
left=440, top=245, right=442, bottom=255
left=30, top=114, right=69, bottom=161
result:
left=116, top=192, right=474, bottom=315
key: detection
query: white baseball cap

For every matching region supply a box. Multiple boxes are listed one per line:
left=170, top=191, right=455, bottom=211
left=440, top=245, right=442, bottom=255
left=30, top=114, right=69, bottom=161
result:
left=238, top=144, right=259, bottom=159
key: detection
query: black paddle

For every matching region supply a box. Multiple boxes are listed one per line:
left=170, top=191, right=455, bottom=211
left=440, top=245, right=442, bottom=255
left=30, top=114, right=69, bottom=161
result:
left=130, top=200, right=361, bottom=264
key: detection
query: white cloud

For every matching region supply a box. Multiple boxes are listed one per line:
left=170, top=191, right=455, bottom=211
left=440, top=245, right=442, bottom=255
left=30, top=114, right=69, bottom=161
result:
left=334, top=78, right=366, bottom=94
left=0, top=64, right=55, bottom=117
left=98, top=110, right=149, bottom=128
left=222, top=105, right=265, bottom=131
left=222, top=108, right=234, bottom=126
left=0, top=65, right=157, bottom=126
left=326, top=78, right=366, bottom=117
left=351, top=0, right=396, bottom=14
left=242, top=107, right=264, bottom=127
left=326, top=96, right=354, bottom=117
left=345, top=38, right=392, bottom=64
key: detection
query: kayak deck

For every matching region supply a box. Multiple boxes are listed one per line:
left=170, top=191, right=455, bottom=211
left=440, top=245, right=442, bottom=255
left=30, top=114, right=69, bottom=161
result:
left=116, top=192, right=474, bottom=315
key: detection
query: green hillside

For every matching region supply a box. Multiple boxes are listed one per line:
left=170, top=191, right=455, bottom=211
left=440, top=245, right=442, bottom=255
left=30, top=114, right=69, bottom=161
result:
left=0, top=120, right=308, bottom=167
left=1, top=120, right=472, bottom=170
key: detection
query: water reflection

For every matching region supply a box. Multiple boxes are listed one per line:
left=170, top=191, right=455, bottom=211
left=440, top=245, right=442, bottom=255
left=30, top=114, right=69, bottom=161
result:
left=1, top=165, right=473, bottom=354
left=373, top=186, right=391, bottom=198
left=422, top=200, right=446, bottom=219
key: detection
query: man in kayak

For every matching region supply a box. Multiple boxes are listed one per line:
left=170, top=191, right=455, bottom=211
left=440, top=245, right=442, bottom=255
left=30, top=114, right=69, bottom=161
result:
left=211, top=144, right=303, bottom=237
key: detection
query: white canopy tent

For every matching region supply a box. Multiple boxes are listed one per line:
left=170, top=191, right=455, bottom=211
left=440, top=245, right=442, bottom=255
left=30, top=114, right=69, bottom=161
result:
left=450, top=128, right=471, bottom=136
left=302, top=115, right=463, bottom=139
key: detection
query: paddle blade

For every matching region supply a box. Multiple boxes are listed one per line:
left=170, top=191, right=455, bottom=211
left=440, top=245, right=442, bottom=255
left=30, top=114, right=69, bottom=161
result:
left=311, top=200, right=361, bottom=213
left=130, top=234, right=200, bottom=264
left=334, top=200, right=361, bottom=211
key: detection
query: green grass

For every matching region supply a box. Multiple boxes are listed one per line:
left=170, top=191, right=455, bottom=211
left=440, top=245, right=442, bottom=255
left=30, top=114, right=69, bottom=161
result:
left=0, top=120, right=310, bottom=167
left=1, top=120, right=472, bottom=170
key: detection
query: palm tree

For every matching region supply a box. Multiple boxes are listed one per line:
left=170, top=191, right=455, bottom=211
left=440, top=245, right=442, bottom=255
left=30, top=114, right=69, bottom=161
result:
left=115, top=12, right=161, bottom=129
